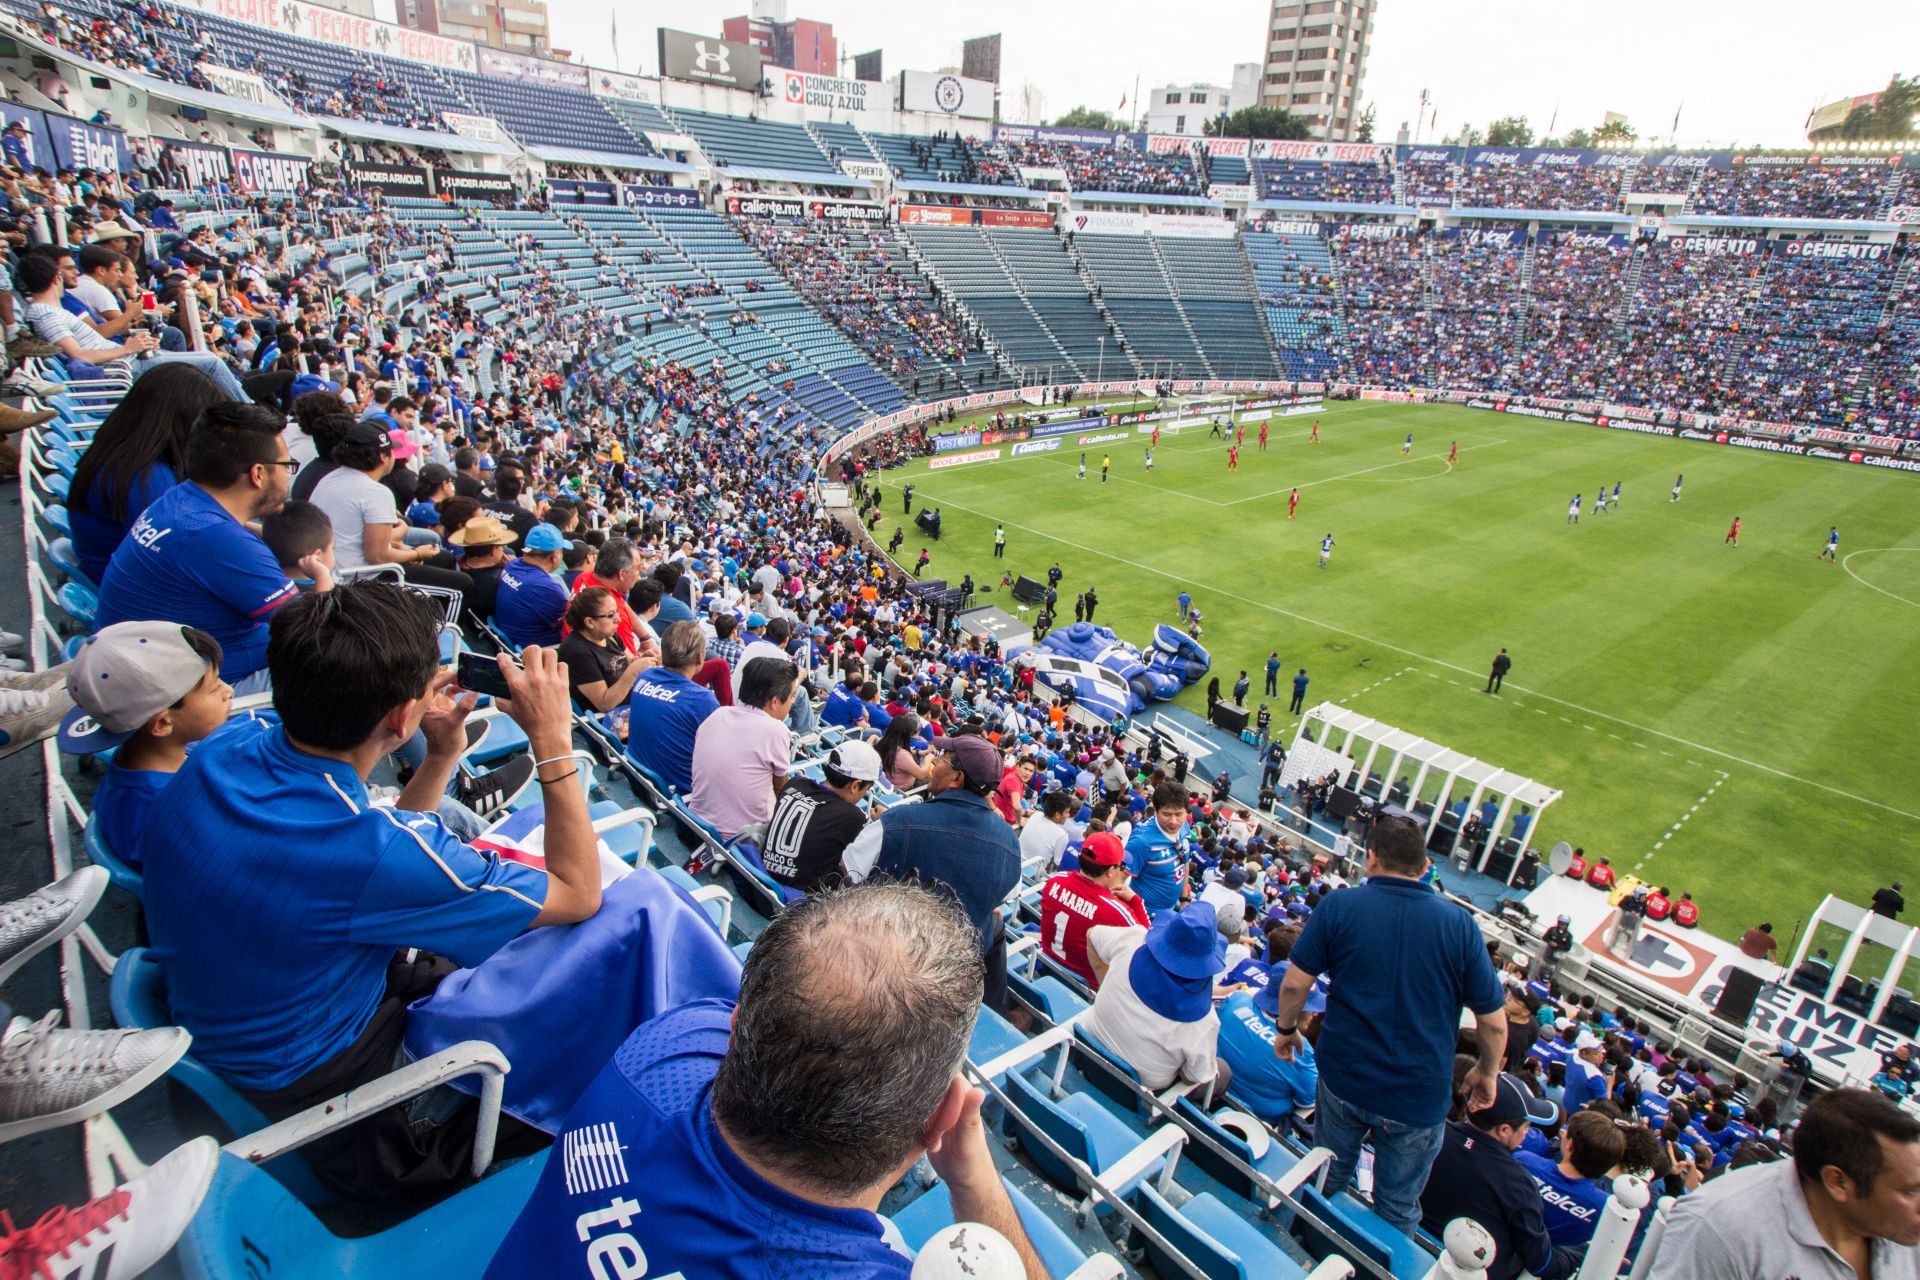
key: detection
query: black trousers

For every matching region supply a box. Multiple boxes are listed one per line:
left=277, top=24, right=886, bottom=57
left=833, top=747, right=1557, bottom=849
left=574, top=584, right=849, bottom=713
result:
left=1265, top=672, right=1278, bottom=696
left=1487, top=672, right=1504, bottom=692
left=1289, top=691, right=1305, bottom=713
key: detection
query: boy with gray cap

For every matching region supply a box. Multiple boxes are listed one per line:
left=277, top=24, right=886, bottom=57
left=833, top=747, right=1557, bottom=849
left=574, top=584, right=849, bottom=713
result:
left=60, top=621, right=232, bottom=870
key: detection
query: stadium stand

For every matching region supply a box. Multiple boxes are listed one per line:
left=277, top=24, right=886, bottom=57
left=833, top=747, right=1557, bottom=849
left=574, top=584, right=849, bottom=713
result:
left=1244, top=228, right=1348, bottom=379
left=1073, top=233, right=1213, bottom=375
left=1509, top=233, right=1633, bottom=400
left=1455, top=157, right=1625, bottom=213
left=1157, top=237, right=1285, bottom=379
left=669, top=108, right=842, bottom=177
left=1255, top=156, right=1395, bottom=205
left=1612, top=240, right=1769, bottom=417
left=1692, top=160, right=1895, bottom=220
left=1428, top=228, right=1526, bottom=387
left=1331, top=230, right=1434, bottom=386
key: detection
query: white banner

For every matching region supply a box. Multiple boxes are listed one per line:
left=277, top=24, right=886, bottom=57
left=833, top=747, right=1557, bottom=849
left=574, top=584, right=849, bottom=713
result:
left=441, top=112, right=501, bottom=142
left=1063, top=209, right=1235, bottom=238
left=180, top=0, right=475, bottom=71
left=1891, top=205, right=1920, bottom=224
left=1146, top=134, right=1197, bottom=155
left=1203, top=137, right=1250, bottom=158
left=1252, top=139, right=1389, bottom=164
left=590, top=70, right=660, bottom=104
left=1207, top=183, right=1254, bottom=202
left=1011, top=438, right=1061, bottom=456
left=899, top=70, right=994, bottom=120
left=840, top=159, right=890, bottom=182
left=928, top=447, right=1001, bottom=469
left=196, top=62, right=272, bottom=105
left=1017, top=165, right=1067, bottom=185
left=778, top=68, right=875, bottom=115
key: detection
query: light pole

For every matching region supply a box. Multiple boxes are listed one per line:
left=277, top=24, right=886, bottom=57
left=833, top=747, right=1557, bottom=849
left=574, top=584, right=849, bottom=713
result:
left=1098, top=335, right=1106, bottom=381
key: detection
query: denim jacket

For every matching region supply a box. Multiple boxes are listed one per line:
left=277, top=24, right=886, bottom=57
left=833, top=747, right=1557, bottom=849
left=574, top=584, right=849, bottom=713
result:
left=871, top=789, right=1020, bottom=945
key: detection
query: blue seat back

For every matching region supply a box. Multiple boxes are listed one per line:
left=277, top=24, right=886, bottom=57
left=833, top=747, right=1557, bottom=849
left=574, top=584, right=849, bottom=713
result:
left=1130, top=1183, right=1250, bottom=1280
left=728, top=838, right=804, bottom=907
left=1000, top=1072, right=1095, bottom=1192
left=109, top=949, right=334, bottom=1205
left=1174, top=1097, right=1264, bottom=1200
left=84, top=819, right=144, bottom=901
left=1292, top=1183, right=1393, bottom=1275
left=1072, top=1024, right=1153, bottom=1118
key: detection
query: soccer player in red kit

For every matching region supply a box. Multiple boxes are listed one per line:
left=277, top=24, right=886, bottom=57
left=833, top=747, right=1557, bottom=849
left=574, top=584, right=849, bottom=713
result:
left=1726, top=516, right=1741, bottom=546
left=1039, top=832, right=1148, bottom=986
left=1236, top=423, right=1245, bottom=447
left=1288, top=487, right=1300, bottom=519
left=1227, top=445, right=1240, bottom=472
left=1152, top=426, right=1160, bottom=448
left=1448, top=440, right=1459, bottom=464
left=1259, top=421, right=1270, bottom=451
left=1310, top=419, right=1320, bottom=443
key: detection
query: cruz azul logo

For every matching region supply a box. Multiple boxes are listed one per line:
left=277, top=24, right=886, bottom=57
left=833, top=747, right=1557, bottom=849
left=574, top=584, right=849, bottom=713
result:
left=933, top=75, right=965, bottom=114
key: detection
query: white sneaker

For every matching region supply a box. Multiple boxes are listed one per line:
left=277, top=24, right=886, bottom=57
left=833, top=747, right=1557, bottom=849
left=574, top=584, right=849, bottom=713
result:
left=0, top=1136, right=220, bottom=1279
left=1, top=375, right=64, bottom=397
left=0, top=1014, right=191, bottom=1143
left=0, top=630, right=23, bottom=656
left=0, top=686, right=74, bottom=761
left=0, top=660, right=26, bottom=674
left=0, top=868, right=107, bottom=987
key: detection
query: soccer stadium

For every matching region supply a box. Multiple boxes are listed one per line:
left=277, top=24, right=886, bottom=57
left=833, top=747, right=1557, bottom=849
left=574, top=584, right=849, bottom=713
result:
left=0, top=0, right=1916, bottom=1275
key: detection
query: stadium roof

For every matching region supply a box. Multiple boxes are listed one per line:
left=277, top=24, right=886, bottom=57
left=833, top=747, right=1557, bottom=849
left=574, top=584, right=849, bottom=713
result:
left=1251, top=197, right=1418, bottom=216
left=316, top=116, right=518, bottom=156
left=122, top=73, right=311, bottom=129
left=1302, top=703, right=1563, bottom=812
left=526, top=145, right=692, bottom=173
left=719, top=165, right=872, bottom=188
left=896, top=177, right=1045, bottom=199
left=1074, top=191, right=1222, bottom=209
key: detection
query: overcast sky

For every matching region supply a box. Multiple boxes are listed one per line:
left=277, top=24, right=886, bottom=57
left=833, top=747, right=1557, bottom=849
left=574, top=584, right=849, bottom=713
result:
left=540, top=0, right=1917, bottom=148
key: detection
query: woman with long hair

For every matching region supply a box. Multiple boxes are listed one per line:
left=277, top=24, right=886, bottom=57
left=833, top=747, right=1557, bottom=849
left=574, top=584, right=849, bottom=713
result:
left=875, top=712, right=928, bottom=790
left=67, top=363, right=226, bottom=582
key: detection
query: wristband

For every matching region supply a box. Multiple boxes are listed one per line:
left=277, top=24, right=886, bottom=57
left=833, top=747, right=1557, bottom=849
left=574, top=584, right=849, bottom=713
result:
left=1275, top=1025, right=1299, bottom=1035
left=537, top=767, right=578, bottom=786
left=532, top=754, right=574, bottom=770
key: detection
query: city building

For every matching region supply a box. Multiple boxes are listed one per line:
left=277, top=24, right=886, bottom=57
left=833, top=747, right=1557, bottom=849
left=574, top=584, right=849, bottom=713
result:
left=723, top=0, right=839, bottom=76
left=394, top=0, right=551, bottom=55
left=1146, top=65, right=1260, bottom=136
left=1259, top=0, right=1373, bottom=140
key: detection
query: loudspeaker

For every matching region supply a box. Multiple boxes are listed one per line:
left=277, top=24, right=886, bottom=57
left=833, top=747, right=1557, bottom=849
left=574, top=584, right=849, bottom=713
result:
left=1484, top=844, right=1517, bottom=883
left=1210, top=702, right=1249, bottom=733
left=1713, top=968, right=1765, bottom=1026
left=1325, top=788, right=1360, bottom=821
left=1011, top=575, right=1046, bottom=604
left=1883, top=994, right=1920, bottom=1038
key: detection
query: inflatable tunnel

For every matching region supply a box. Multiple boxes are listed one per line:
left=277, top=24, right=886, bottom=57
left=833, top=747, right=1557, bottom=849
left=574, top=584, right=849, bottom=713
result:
left=1009, top=621, right=1211, bottom=721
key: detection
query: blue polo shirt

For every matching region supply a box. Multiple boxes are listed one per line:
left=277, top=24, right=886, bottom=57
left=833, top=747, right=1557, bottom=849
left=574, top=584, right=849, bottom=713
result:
left=493, top=556, right=569, bottom=648
left=1560, top=1057, right=1608, bottom=1115
left=140, top=717, right=548, bottom=1091
left=1514, top=1150, right=1611, bottom=1248
left=95, top=481, right=299, bottom=683
left=1126, top=818, right=1189, bottom=916
left=1215, top=991, right=1319, bottom=1126
left=1290, top=875, right=1504, bottom=1126
left=626, top=666, right=719, bottom=794
left=87, top=762, right=172, bottom=871
left=485, top=999, right=909, bottom=1280
left=821, top=683, right=869, bottom=729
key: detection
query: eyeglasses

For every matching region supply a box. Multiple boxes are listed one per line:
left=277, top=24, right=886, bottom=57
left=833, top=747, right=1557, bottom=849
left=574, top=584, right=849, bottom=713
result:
left=262, top=459, right=299, bottom=473
left=590, top=612, right=619, bottom=621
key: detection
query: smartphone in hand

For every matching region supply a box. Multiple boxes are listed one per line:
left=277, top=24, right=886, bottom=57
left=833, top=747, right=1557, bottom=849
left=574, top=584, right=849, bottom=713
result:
left=455, top=650, right=519, bottom=700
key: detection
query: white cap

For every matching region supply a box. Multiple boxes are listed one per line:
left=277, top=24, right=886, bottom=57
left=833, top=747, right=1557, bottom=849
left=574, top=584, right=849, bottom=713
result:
left=909, top=1224, right=1025, bottom=1280
left=1574, top=1030, right=1604, bottom=1051
left=826, top=739, right=883, bottom=784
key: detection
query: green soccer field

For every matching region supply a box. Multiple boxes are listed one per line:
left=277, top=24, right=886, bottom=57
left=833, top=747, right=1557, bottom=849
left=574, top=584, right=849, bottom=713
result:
left=866, top=400, right=1920, bottom=940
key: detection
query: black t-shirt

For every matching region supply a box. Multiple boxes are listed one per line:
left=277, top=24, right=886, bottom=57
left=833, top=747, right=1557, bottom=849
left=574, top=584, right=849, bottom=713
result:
left=760, top=777, right=867, bottom=895
left=558, top=631, right=628, bottom=704
left=462, top=562, right=504, bottom=622
left=482, top=498, right=538, bottom=543
left=453, top=473, right=484, bottom=499
left=291, top=458, right=339, bottom=503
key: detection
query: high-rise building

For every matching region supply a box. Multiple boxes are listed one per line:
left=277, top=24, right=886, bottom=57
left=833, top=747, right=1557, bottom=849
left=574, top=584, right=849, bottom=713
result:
left=723, top=0, right=839, bottom=76
left=1259, top=0, right=1373, bottom=140
left=395, top=0, right=551, bottom=55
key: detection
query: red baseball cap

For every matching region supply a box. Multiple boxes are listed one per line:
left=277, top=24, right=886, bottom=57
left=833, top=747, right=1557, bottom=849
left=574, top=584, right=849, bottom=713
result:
left=1079, top=832, right=1128, bottom=869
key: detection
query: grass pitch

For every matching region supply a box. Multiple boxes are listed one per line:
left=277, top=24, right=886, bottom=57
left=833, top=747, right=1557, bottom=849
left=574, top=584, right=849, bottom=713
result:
left=869, top=400, right=1920, bottom=943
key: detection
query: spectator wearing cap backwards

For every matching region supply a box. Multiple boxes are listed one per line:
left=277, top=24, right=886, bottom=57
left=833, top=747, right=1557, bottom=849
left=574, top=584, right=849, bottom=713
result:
left=1215, top=923, right=1323, bottom=1129
left=492, top=523, right=571, bottom=648
left=1039, top=830, right=1149, bottom=986
left=843, top=732, right=1022, bottom=1008
left=760, top=739, right=881, bottom=895
left=1081, top=902, right=1233, bottom=1104
left=1419, top=1073, right=1578, bottom=1280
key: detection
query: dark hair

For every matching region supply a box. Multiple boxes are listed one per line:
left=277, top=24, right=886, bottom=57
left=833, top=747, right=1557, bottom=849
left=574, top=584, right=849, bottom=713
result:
left=1041, top=790, right=1072, bottom=818
left=1792, top=1088, right=1920, bottom=1194
left=627, top=577, right=665, bottom=614
left=712, top=613, right=737, bottom=640
left=388, top=396, right=416, bottom=415
left=168, top=627, right=224, bottom=707
left=874, top=714, right=920, bottom=774
left=566, top=585, right=615, bottom=630
left=330, top=428, right=391, bottom=473
left=292, top=391, right=350, bottom=439
left=652, top=561, right=683, bottom=590
left=765, top=616, right=793, bottom=644
left=1151, top=782, right=1187, bottom=812
left=1565, top=1110, right=1630, bottom=1178
left=267, top=581, right=439, bottom=750
left=16, top=252, right=57, bottom=294
left=69, top=364, right=224, bottom=523
left=738, top=656, right=798, bottom=710
left=438, top=495, right=481, bottom=536
left=1369, top=813, right=1428, bottom=874
left=712, top=883, right=983, bottom=1196
left=260, top=500, right=332, bottom=569
left=184, top=402, right=287, bottom=488
left=493, top=468, right=524, bottom=501
left=76, top=242, right=124, bottom=276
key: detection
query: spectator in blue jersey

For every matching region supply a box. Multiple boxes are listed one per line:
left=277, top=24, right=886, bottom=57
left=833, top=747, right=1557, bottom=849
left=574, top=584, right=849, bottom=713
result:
left=625, top=620, right=720, bottom=794
left=1272, top=812, right=1508, bottom=1239
left=1560, top=1031, right=1612, bottom=1114
left=1515, top=1110, right=1627, bottom=1249
left=492, top=523, right=571, bottom=648
left=483, top=883, right=1047, bottom=1280
left=66, top=363, right=226, bottom=584
left=1215, top=924, right=1323, bottom=1130
left=94, top=401, right=323, bottom=691
left=1126, top=782, right=1191, bottom=919
left=139, top=581, right=601, bottom=1199
left=57, top=622, right=231, bottom=870
left=1419, top=1073, right=1578, bottom=1280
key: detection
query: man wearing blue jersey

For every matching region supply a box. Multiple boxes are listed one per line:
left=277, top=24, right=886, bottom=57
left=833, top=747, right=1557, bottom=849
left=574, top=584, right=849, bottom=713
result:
left=1821, top=526, right=1839, bottom=562
left=484, top=884, right=1045, bottom=1280
left=1126, top=782, right=1192, bottom=919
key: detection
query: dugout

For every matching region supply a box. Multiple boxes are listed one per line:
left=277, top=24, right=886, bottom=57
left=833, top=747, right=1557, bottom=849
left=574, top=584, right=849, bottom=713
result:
left=1292, top=703, right=1564, bottom=885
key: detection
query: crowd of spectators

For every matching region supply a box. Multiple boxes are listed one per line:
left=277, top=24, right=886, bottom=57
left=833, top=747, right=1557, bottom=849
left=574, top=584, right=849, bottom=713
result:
left=1255, top=159, right=1394, bottom=205
left=1510, top=235, right=1633, bottom=400
left=735, top=215, right=975, bottom=381
left=1611, top=243, right=1767, bottom=416
left=1331, top=231, right=1433, bottom=386
left=1455, top=162, right=1625, bottom=213
left=1692, top=163, right=1894, bottom=221
left=1427, top=231, right=1525, bottom=386
left=1001, top=139, right=1203, bottom=197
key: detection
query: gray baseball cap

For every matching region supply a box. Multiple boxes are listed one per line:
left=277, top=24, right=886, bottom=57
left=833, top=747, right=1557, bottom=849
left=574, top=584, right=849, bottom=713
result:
left=59, top=622, right=213, bottom=753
